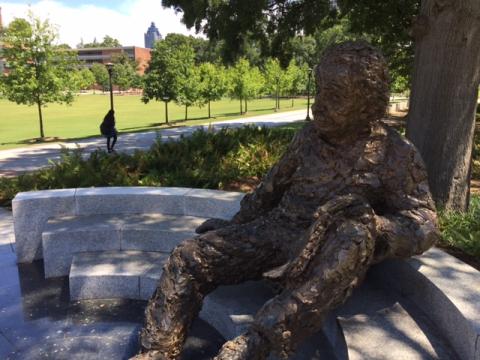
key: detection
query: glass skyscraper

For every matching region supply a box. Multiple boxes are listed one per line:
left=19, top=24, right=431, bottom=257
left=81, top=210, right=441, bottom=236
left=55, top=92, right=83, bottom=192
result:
left=144, top=22, right=162, bottom=49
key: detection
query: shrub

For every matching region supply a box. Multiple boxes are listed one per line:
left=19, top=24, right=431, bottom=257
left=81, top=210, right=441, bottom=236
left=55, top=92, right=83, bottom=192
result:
left=439, top=196, right=480, bottom=258
left=0, top=126, right=298, bottom=207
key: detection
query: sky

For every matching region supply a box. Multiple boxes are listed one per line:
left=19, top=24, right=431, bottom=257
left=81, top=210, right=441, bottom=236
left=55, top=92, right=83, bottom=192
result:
left=0, top=0, right=200, bottom=48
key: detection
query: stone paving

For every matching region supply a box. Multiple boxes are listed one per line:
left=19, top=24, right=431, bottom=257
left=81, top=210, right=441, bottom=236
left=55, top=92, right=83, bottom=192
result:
left=0, top=109, right=308, bottom=177
left=0, top=208, right=224, bottom=359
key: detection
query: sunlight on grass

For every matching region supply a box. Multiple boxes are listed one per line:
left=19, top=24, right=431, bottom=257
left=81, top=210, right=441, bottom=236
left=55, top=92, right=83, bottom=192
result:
left=0, top=95, right=308, bottom=150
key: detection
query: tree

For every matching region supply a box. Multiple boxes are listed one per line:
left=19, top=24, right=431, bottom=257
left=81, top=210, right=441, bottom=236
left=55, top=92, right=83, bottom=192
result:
left=0, top=15, right=78, bottom=138
left=90, top=63, right=109, bottom=92
left=198, top=63, right=229, bottom=118
left=243, top=65, right=264, bottom=113
left=142, top=40, right=181, bottom=124
left=286, top=59, right=307, bottom=106
left=406, top=0, right=480, bottom=211
left=78, top=35, right=122, bottom=48
left=264, top=58, right=289, bottom=110
left=113, top=62, right=136, bottom=92
left=162, top=0, right=334, bottom=64
left=229, top=58, right=252, bottom=114
left=176, top=60, right=200, bottom=122
left=338, top=0, right=419, bottom=83
left=73, top=68, right=95, bottom=91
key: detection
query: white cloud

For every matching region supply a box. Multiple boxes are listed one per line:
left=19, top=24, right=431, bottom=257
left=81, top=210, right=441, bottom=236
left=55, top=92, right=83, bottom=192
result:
left=0, top=0, right=201, bottom=47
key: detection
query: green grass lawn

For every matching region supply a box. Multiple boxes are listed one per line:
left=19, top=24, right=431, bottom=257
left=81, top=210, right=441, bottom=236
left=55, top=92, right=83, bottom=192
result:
left=0, top=95, right=308, bottom=150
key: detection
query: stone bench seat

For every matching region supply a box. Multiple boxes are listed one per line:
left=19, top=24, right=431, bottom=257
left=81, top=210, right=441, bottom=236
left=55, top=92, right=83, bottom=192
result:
left=42, top=213, right=207, bottom=278
left=12, top=187, right=244, bottom=263
left=70, top=250, right=169, bottom=301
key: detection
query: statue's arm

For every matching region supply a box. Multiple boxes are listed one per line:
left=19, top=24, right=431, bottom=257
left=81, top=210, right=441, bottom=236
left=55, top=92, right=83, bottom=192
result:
left=374, top=135, right=440, bottom=262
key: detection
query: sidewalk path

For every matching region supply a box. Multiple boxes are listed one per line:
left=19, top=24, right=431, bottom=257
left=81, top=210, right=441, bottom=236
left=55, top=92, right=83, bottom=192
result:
left=0, top=109, right=308, bottom=177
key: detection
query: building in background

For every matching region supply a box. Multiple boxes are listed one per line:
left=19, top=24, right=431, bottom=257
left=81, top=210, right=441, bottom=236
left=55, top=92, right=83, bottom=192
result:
left=144, top=22, right=162, bottom=49
left=76, top=46, right=151, bottom=74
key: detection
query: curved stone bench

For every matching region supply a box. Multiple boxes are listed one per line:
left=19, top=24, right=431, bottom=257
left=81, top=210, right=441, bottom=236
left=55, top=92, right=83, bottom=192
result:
left=11, top=187, right=479, bottom=359
left=12, top=187, right=244, bottom=263
left=373, top=248, right=480, bottom=360
left=42, top=213, right=207, bottom=278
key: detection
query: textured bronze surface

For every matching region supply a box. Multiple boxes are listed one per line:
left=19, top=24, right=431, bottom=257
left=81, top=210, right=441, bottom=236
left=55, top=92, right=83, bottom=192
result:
left=134, top=41, right=439, bottom=360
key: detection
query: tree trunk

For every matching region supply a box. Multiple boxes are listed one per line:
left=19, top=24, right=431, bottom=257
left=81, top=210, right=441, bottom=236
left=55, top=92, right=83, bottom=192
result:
left=37, top=99, right=45, bottom=138
left=208, top=100, right=211, bottom=118
left=240, top=97, right=243, bottom=114
left=244, top=98, right=248, bottom=114
left=185, top=105, right=188, bottom=121
left=292, top=97, right=294, bottom=107
left=164, top=101, right=169, bottom=124
left=406, top=0, right=480, bottom=211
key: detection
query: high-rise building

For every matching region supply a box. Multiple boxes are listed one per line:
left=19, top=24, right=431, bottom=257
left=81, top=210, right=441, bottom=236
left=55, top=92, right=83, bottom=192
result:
left=144, top=22, right=162, bottom=49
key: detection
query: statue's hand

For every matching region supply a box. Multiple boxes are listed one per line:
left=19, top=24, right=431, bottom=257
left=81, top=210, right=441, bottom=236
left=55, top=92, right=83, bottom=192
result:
left=195, top=218, right=230, bottom=234
left=315, top=194, right=372, bottom=222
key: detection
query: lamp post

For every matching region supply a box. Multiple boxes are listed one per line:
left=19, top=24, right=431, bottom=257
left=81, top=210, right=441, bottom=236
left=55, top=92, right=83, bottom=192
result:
left=162, top=96, right=169, bottom=124
left=306, top=67, right=313, bottom=121
left=106, top=62, right=114, bottom=111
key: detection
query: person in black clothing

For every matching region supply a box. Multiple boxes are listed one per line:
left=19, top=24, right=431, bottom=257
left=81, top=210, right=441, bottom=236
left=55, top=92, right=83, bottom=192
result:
left=100, top=110, right=117, bottom=153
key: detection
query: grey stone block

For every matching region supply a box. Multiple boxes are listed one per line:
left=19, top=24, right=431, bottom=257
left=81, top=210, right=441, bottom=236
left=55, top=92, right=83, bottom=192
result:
left=200, top=281, right=339, bottom=360
left=70, top=275, right=140, bottom=301
left=13, top=189, right=76, bottom=263
left=184, top=189, right=244, bottom=220
left=121, top=214, right=205, bottom=252
left=199, top=281, right=275, bottom=340
left=372, top=248, right=480, bottom=360
left=140, top=259, right=166, bottom=300
left=70, top=251, right=168, bottom=301
left=43, top=225, right=122, bottom=278
left=74, top=187, right=190, bottom=216
left=339, top=302, right=451, bottom=359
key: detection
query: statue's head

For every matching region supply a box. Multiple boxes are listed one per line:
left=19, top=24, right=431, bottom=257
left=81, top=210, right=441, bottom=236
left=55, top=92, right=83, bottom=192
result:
left=312, top=41, right=389, bottom=138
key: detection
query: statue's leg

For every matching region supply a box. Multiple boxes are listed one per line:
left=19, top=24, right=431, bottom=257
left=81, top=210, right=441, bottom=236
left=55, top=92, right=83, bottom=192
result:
left=215, top=218, right=376, bottom=360
left=137, top=220, right=292, bottom=360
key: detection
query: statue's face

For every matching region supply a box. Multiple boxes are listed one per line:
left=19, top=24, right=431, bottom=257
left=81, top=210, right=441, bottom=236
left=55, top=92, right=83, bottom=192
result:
left=311, top=44, right=389, bottom=139
left=312, top=65, right=359, bottom=136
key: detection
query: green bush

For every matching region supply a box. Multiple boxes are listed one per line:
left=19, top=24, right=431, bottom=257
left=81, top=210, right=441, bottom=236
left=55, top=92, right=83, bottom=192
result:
left=0, top=126, right=297, bottom=207
left=440, top=196, right=480, bottom=258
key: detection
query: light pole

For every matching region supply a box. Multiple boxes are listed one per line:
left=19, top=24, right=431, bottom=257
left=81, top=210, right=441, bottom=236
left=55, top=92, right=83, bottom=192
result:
left=106, top=62, right=114, bottom=111
left=306, top=67, right=313, bottom=121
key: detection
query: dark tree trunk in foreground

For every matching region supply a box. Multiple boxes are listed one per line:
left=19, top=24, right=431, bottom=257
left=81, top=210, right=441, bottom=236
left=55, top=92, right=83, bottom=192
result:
left=185, top=105, right=188, bottom=121
left=37, top=99, right=45, bottom=138
left=240, top=97, right=243, bottom=114
left=208, top=100, right=211, bottom=118
left=407, top=0, right=480, bottom=211
left=245, top=98, right=248, bottom=113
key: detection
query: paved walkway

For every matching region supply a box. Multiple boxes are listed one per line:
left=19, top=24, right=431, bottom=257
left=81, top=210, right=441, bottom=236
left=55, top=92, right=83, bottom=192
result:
left=0, top=110, right=308, bottom=177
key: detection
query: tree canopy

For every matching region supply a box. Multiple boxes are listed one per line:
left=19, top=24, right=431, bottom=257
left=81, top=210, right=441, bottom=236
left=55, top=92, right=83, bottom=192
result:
left=0, top=15, right=79, bottom=138
left=77, top=35, right=122, bottom=49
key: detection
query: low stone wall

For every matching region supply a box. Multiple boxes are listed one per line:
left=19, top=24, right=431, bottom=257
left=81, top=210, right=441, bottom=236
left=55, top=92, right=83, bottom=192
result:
left=12, top=187, right=244, bottom=263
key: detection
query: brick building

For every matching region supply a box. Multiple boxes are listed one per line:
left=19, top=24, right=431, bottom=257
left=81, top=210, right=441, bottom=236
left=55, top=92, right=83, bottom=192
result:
left=76, top=46, right=151, bottom=74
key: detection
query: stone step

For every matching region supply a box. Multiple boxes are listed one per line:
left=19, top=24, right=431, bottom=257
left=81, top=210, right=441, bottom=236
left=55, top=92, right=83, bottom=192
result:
left=199, top=281, right=340, bottom=360
left=69, top=250, right=169, bottom=301
left=68, top=252, right=459, bottom=359
left=42, top=213, right=207, bottom=278
left=335, top=279, right=459, bottom=360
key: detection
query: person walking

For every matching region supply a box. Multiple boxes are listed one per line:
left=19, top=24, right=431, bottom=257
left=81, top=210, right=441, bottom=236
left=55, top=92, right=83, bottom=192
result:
left=100, top=110, right=118, bottom=153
